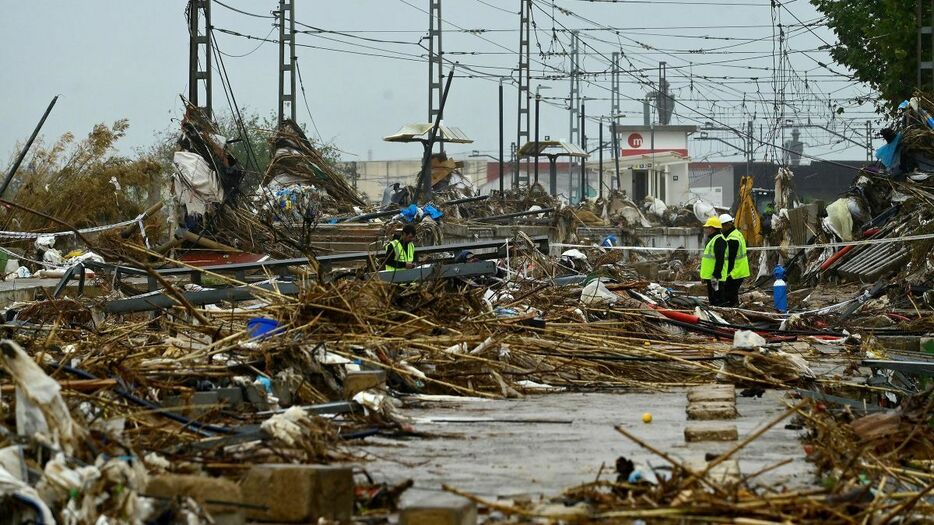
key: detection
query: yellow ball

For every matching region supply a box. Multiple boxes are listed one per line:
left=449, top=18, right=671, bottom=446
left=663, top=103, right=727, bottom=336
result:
left=642, top=412, right=653, bottom=424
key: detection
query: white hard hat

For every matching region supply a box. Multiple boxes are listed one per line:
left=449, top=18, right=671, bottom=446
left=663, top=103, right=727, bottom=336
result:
left=718, top=213, right=734, bottom=223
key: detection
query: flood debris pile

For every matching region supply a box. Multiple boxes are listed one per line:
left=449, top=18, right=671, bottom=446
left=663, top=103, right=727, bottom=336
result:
left=0, top=293, right=430, bottom=523
left=466, top=399, right=932, bottom=523
left=170, top=106, right=371, bottom=258
left=260, top=118, right=366, bottom=218
left=0, top=244, right=731, bottom=523
left=765, top=93, right=934, bottom=293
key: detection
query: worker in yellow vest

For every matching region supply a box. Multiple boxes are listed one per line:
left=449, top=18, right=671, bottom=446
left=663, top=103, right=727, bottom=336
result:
left=719, top=213, right=750, bottom=307
left=699, top=216, right=727, bottom=306
left=384, top=224, right=417, bottom=271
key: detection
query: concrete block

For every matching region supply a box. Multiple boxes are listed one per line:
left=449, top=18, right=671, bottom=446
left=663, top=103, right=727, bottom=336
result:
left=240, top=464, right=354, bottom=523
left=161, top=391, right=221, bottom=418
left=400, top=494, right=477, bottom=525
left=216, top=387, right=244, bottom=408
left=146, top=474, right=244, bottom=525
left=243, top=384, right=269, bottom=410
left=921, top=337, right=934, bottom=355
left=687, top=384, right=735, bottom=403
left=190, top=391, right=220, bottom=417
left=343, top=370, right=387, bottom=399
left=687, top=402, right=737, bottom=420
left=684, top=424, right=738, bottom=442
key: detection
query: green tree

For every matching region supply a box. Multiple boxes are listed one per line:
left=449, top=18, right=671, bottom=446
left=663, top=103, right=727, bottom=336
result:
left=811, top=0, right=918, bottom=112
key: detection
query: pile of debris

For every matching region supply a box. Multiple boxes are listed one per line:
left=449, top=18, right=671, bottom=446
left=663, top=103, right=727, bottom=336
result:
left=769, top=93, right=934, bottom=294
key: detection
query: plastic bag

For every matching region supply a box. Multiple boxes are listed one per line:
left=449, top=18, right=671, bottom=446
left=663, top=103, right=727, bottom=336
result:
left=580, top=278, right=618, bottom=306
left=733, top=330, right=766, bottom=349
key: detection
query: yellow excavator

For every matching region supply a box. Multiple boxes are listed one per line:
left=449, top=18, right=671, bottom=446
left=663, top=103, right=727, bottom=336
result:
left=733, top=176, right=763, bottom=247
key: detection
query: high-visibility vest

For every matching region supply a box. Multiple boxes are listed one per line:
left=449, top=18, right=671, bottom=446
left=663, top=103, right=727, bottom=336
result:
left=385, top=239, right=414, bottom=271
left=699, top=234, right=726, bottom=280
left=724, top=228, right=750, bottom=279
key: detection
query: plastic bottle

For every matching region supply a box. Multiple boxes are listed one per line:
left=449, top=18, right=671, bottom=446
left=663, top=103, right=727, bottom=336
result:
left=773, top=265, right=788, bottom=313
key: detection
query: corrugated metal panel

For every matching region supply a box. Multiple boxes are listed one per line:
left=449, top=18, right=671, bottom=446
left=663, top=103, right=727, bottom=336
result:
left=517, top=140, right=589, bottom=158
left=383, top=123, right=473, bottom=143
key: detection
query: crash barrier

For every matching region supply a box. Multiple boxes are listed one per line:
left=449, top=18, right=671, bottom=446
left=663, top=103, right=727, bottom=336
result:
left=554, top=231, right=934, bottom=253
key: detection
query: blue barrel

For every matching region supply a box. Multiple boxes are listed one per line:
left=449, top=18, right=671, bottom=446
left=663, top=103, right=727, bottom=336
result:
left=773, top=265, right=788, bottom=313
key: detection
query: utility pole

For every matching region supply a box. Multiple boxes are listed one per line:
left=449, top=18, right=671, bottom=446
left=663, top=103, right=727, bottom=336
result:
left=747, top=120, right=754, bottom=162
left=612, top=121, right=621, bottom=192
left=428, top=0, right=444, bottom=151
left=580, top=102, right=586, bottom=203
left=611, top=52, right=620, bottom=191
left=188, top=0, right=212, bottom=119
left=598, top=119, right=603, bottom=199
left=918, top=0, right=934, bottom=90
left=534, top=91, right=541, bottom=185
left=746, top=119, right=753, bottom=179
left=277, top=0, right=296, bottom=125
left=499, top=79, right=505, bottom=194
left=568, top=31, right=581, bottom=146
left=515, top=0, right=532, bottom=189
left=865, top=120, right=873, bottom=161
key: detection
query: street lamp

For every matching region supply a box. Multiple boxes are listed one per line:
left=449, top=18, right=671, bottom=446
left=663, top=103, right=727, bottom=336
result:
left=604, top=113, right=625, bottom=194
left=589, top=114, right=625, bottom=198
left=534, top=85, right=552, bottom=186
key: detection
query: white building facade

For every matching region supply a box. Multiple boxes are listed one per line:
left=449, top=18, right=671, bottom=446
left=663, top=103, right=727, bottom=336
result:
left=614, top=125, right=696, bottom=205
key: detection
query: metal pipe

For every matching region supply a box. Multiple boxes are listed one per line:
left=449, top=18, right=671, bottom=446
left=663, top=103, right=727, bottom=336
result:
left=443, top=194, right=489, bottom=206
left=1, top=96, right=58, bottom=198
left=475, top=207, right=555, bottom=222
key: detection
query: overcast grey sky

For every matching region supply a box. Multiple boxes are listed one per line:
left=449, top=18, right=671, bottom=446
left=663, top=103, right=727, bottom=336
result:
left=1, top=0, right=876, bottom=166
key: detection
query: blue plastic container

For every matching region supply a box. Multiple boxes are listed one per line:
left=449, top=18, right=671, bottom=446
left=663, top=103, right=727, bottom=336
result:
left=773, top=265, right=788, bottom=313
left=247, top=317, right=281, bottom=339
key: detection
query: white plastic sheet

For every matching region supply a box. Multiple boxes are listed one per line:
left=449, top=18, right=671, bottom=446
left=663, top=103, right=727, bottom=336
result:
left=0, top=465, right=54, bottom=524
left=261, top=406, right=310, bottom=447
left=732, top=330, right=766, bottom=349
left=173, top=151, right=225, bottom=215
left=0, top=340, right=82, bottom=454
left=580, top=278, right=619, bottom=306
left=823, top=197, right=854, bottom=242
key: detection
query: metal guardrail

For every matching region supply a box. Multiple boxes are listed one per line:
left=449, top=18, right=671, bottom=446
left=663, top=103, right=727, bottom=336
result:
left=102, top=261, right=499, bottom=314
left=88, top=235, right=547, bottom=292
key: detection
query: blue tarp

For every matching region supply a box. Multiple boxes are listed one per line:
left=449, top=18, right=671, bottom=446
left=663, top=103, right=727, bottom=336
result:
left=400, top=204, right=420, bottom=222
left=875, top=132, right=902, bottom=169
left=423, top=204, right=443, bottom=220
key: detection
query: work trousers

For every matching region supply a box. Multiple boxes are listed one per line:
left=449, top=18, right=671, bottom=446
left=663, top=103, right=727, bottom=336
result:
left=722, top=277, right=744, bottom=307
left=706, top=280, right=723, bottom=307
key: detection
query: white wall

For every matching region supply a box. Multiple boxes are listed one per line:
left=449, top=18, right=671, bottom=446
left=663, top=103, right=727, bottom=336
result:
left=343, top=159, right=489, bottom=202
